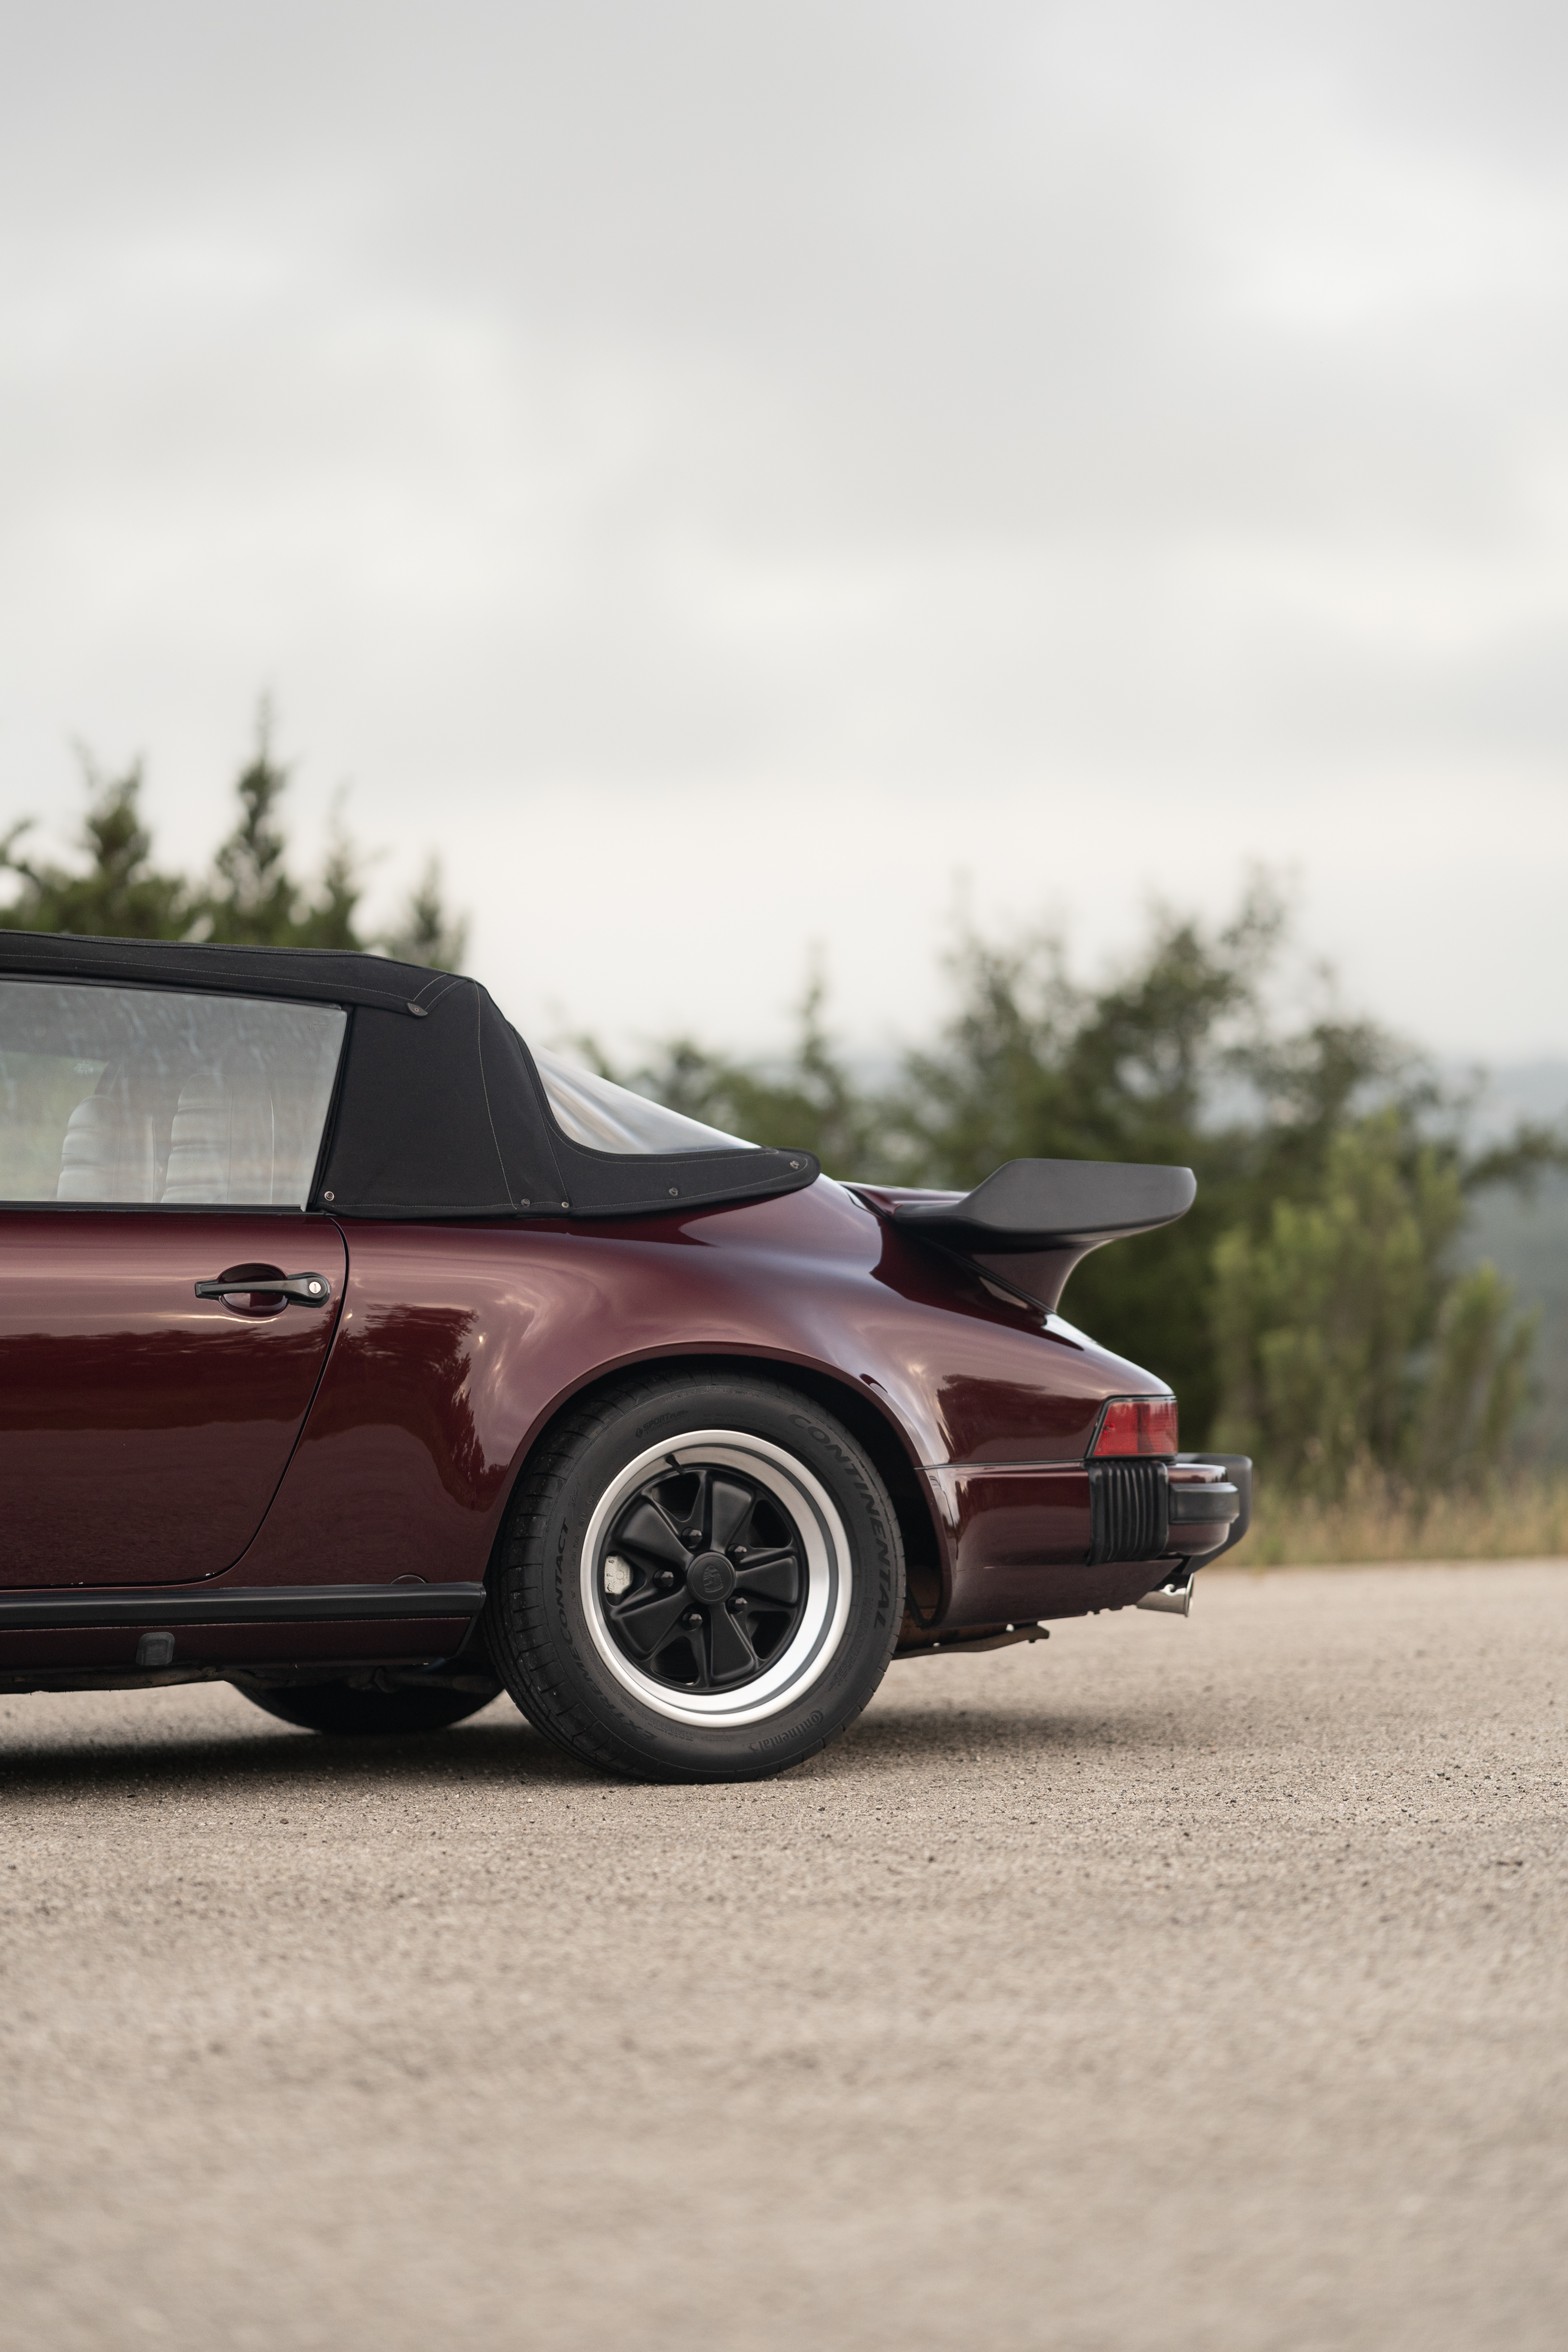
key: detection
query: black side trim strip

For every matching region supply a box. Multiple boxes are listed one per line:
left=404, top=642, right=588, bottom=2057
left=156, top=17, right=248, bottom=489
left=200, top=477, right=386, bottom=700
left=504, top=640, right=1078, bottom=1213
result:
left=0, top=1583, right=487, bottom=1631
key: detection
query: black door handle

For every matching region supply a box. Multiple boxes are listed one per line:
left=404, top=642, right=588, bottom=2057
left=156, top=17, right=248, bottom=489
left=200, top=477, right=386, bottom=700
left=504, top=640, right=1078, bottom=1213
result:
left=195, top=1271, right=333, bottom=1306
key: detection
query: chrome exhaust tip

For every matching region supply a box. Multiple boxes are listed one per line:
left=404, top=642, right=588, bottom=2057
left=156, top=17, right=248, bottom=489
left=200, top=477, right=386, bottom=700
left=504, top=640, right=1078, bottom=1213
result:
left=1136, top=1579, right=1193, bottom=1617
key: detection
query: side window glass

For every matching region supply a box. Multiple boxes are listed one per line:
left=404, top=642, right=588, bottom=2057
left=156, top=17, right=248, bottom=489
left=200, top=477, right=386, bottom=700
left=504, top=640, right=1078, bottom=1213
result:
left=0, top=981, right=346, bottom=1208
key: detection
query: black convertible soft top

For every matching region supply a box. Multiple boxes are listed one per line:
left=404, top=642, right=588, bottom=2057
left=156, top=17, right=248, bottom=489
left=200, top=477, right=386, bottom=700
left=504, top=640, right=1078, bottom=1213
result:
left=0, top=931, right=820, bottom=1220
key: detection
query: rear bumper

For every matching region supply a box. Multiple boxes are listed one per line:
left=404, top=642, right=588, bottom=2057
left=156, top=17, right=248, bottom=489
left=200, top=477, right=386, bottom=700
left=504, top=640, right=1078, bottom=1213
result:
left=1174, top=1451, right=1252, bottom=1565
left=920, top=1454, right=1252, bottom=1633
left=1089, top=1456, right=1246, bottom=1563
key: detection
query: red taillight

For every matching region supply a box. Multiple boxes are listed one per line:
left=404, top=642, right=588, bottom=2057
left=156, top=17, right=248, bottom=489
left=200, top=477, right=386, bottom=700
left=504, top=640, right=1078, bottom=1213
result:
left=1094, top=1399, right=1142, bottom=1455
left=1092, top=1395, right=1178, bottom=1457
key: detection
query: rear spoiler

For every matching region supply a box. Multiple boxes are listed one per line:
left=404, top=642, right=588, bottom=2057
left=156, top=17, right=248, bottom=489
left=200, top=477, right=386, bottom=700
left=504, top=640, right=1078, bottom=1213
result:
left=890, top=1158, right=1196, bottom=1313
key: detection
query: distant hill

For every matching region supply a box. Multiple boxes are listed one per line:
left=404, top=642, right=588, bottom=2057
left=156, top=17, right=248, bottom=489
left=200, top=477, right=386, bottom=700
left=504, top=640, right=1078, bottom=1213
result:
left=1459, top=1058, right=1568, bottom=1138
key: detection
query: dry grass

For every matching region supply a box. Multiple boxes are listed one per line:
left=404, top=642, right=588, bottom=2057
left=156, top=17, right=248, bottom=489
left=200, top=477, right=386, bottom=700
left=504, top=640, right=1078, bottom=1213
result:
left=1224, top=1466, right=1568, bottom=1568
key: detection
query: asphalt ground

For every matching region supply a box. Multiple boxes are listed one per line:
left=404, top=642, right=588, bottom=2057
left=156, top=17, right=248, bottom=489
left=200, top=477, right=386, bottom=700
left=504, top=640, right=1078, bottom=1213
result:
left=1, top=1561, right=1564, bottom=2352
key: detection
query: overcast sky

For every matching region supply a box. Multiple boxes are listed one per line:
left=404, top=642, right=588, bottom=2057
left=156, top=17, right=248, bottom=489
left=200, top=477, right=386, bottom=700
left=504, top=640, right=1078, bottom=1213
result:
left=1, top=0, right=1564, bottom=1064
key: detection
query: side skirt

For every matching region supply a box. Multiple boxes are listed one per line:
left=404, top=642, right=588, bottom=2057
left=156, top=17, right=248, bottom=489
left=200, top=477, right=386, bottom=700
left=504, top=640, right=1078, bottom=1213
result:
left=0, top=1582, right=487, bottom=1631
left=0, top=1660, right=500, bottom=1698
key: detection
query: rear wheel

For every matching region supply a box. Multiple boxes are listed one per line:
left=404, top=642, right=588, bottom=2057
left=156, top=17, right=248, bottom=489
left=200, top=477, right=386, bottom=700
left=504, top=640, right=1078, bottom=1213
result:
left=484, top=1374, right=904, bottom=1782
left=230, top=1678, right=500, bottom=1736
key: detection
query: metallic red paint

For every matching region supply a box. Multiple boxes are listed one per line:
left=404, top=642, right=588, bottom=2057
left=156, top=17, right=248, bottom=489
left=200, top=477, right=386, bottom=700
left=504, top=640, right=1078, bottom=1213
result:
left=234, top=1178, right=1173, bottom=1629
left=0, top=1212, right=346, bottom=1586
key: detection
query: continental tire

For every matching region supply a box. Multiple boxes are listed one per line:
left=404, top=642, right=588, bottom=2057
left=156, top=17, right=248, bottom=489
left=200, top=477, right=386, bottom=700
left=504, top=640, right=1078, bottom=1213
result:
left=484, top=1374, right=904, bottom=1782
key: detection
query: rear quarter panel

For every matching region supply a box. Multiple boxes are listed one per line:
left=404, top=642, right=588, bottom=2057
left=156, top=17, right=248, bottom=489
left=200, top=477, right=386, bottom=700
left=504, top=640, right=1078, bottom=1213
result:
left=233, top=1177, right=1171, bottom=1626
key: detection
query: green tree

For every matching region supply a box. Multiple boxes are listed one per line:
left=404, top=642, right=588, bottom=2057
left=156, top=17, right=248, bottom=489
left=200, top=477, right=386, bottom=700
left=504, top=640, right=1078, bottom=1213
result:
left=0, top=758, right=192, bottom=939
left=199, top=712, right=365, bottom=950
left=1212, top=1112, right=1537, bottom=1497
left=0, top=710, right=468, bottom=968
left=591, top=888, right=1560, bottom=1462
left=379, top=856, right=470, bottom=971
left=877, top=889, right=1564, bottom=1450
left=885, top=889, right=1394, bottom=1436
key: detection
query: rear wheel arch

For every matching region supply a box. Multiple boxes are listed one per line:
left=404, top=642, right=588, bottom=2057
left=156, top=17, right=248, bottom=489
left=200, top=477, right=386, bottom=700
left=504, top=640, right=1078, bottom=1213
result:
left=489, top=1352, right=944, bottom=1619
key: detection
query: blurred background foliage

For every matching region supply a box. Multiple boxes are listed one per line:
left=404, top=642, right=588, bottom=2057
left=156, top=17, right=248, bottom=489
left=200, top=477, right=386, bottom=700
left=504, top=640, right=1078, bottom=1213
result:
left=0, top=713, right=467, bottom=968
left=5, top=727, right=1565, bottom=1535
left=600, top=897, right=1566, bottom=1503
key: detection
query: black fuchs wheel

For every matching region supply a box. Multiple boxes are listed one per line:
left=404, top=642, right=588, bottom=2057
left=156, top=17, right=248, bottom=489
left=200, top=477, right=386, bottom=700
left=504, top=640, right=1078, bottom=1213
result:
left=484, top=1374, right=905, bottom=1782
left=231, top=1679, right=501, bottom=1736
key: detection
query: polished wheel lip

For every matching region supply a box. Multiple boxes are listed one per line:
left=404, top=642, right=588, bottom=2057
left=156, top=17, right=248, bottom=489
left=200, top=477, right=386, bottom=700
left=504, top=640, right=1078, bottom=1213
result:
left=580, top=1430, right=851, bottom=1728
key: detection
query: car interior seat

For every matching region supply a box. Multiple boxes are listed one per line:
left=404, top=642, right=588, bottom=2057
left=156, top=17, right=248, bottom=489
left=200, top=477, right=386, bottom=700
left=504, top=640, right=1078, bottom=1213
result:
left=162, top=1062, right=279, bottom=1204
left=56, top=1068, right=159, bottom=1202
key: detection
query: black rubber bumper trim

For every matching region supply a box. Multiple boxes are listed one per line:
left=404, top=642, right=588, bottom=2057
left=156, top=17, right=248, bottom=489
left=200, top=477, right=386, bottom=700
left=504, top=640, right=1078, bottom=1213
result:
left=1175, top=1453, right=1253, bottom=1564
left=1167, top=1480, right=1240, bottom=1525
left=0, top=1583, right=487, bottom=1631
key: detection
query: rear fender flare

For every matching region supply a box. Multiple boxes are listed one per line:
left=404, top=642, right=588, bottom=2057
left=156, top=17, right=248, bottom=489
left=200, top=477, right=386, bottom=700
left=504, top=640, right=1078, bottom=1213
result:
left=481, top=1350, right=948, bottom=1623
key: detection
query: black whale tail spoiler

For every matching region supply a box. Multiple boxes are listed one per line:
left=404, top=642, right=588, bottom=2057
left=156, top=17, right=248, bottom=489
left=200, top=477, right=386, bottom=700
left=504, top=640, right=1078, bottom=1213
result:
left=891, top=1158, right=1196, bottom=1313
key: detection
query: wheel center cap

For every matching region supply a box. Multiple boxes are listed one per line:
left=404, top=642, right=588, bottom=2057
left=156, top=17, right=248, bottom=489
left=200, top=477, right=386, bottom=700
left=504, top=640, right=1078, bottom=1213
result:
left=687, top=1551, right=736, bottom=1605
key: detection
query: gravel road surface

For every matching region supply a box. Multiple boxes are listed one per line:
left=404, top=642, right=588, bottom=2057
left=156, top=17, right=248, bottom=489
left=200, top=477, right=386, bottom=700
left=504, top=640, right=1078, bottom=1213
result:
left=2, top=1562, right=1564, bottom=2352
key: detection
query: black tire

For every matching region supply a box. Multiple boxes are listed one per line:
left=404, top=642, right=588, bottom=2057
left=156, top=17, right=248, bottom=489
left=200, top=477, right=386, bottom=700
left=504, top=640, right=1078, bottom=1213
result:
left=231, top=1678, right=501, bottom=1736
left=484, top=1373, right=904, bottom=1782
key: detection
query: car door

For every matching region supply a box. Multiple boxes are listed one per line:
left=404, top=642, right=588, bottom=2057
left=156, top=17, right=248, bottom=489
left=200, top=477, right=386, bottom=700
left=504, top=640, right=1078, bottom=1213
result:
left=0, top=974, right=348, bottom=1587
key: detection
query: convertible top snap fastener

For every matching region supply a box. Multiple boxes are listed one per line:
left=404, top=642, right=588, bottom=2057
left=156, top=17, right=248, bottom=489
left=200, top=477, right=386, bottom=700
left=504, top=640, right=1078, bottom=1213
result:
left=669, top=1188, right=679, bottom=1198
left=322, top=1191, right=334, bottom=1202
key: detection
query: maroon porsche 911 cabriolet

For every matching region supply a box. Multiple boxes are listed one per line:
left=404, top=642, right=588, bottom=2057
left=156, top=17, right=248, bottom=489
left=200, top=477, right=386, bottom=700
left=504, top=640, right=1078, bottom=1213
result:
left=0, top=933, right=1248, bottom=1782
